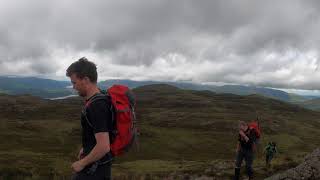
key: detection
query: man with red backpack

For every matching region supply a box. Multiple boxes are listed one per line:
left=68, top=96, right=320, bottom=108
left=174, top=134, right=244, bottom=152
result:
left=234, top=120, right=259, bottom=180
left=67, top=57, right=113, bottom=180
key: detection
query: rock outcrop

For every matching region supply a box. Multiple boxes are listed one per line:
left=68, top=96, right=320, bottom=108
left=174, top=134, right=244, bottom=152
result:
left=266, top=148, right=320, bottom=180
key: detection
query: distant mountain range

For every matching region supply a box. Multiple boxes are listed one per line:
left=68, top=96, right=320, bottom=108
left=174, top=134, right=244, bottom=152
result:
left=98, top=79, right=315, bottom=103
left=1, top=76, right=319, bottom=108
left=0, top=76, right=72, bottom=98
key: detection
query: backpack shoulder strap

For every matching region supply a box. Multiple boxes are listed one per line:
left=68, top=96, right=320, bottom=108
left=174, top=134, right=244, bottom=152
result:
left=82, top=93, right=114, bottom=128
left=85, top=94, right=108, bottom=107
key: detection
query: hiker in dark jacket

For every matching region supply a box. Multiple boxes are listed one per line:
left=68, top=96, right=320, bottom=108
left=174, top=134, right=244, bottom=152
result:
left=234, top=121, right=257, bottom=180
left=265, top=142, right=277, bottom=168
left=67, top=57, right=113, bottom=180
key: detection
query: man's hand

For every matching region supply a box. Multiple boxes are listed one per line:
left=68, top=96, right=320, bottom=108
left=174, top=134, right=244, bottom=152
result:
left=239, top=130, right=245, bottom=136
left=239, top=130, right=249, bottom=142
left=72, top=132, right=110, bottom=173
left=78, top=148, right=84, bottom=160
left=71, top=160, right=85, bottom=173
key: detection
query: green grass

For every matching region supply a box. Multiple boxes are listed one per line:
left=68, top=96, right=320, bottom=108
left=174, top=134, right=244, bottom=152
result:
left=1, top=85, right=320, bottom=179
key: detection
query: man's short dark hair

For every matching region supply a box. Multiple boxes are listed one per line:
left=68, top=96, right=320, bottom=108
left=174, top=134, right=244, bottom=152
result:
left=66, top=57, right=98, bottom=83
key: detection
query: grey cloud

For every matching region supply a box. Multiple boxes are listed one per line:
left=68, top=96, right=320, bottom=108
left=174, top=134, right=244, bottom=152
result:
left=1, top=0, right=320, bottom=89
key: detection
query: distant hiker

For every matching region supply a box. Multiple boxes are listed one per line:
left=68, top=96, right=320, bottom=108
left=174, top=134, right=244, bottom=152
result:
left=265, top=142, right=277, bottom=168
left=67, top=57, right=113, bottom=180
left=234, top=121, right=257, bottom=180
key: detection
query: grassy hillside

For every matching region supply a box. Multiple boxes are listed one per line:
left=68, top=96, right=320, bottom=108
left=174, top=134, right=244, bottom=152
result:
left=1, top=85, right=320, bottom=179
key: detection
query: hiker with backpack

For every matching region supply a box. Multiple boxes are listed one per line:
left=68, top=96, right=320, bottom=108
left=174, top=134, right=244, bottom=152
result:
left=67, top=57, right=113, bottom=180
left=67, top=57, right=137, bottom=180
left=264, top=142, right=277, bottom=168
left=234, top=121, right=259, bottom=180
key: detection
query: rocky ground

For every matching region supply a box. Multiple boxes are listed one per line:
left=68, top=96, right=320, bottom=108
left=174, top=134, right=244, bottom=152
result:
left=266, top=148, right=320, bottom=180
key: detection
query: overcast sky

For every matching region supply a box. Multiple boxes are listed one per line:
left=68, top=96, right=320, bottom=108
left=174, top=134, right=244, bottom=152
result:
left=1, top=0, right=320, bottom=91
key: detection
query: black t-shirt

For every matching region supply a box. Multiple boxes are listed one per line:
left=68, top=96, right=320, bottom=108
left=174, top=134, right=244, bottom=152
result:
left=238, top=128, right=257, bottom=150
left=81, top=93, right=113, bottom=163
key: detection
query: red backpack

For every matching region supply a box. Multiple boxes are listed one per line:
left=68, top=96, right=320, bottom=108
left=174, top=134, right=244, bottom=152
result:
left=108, top=85, right=137, bottom=156
left=248, top=121, right=261, bottom=139
left=84, top=85, right=137, bottom=156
